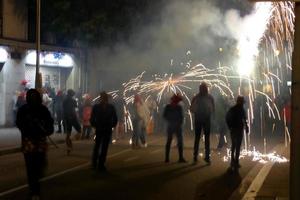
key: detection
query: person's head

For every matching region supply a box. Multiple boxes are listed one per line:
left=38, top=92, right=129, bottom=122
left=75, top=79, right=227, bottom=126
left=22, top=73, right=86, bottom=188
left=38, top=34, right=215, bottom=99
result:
left=199, top=82, right=208, bottom=96
left=100, top=91, right=109, bottom=104
left=67, top=89, right=75, bottom=97
left=170, top=94, right=182, bottom=105
left=26, top=89, right=42, bottom=105
left=57, top=90, right=63, bottom=96
left=134, top=94, right=142, bottom=104
left=236, top=95, right=245, bottom=106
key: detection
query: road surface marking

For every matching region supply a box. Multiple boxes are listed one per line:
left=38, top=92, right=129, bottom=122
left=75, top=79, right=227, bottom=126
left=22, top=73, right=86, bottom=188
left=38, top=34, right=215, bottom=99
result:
left=0, top=148, right=131, bottom=197
left=229, top=144, right=286, bottom=200
left=124, top=156, right=139, bottom=162
left=150, top=149, right=162, bottom=154
left=0, top=137, right=164, bottom=197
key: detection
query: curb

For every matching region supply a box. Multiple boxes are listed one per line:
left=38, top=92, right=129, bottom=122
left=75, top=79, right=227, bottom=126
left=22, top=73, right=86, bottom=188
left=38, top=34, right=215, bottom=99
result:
left=0, top=139, right=66, bottom=156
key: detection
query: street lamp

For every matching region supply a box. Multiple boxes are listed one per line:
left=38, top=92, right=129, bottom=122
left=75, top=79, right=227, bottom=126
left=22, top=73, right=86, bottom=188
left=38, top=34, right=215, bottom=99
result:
left=35, top=0, right=41, bottom=89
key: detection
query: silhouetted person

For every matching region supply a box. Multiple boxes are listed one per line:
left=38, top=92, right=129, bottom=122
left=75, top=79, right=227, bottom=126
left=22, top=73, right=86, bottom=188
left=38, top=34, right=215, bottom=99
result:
left=215, top=95, right=230, bottom=150
left=63, top=89, right=82, bottom=155
left=190, top=82, right=215, bottom=164
left=16, top=89, right=54, bottom=199
left=132, top=94, right=150, bottom=148
left=54, top=90, right=64, bottom=133
left=163, top=94, right=186, bottom=163
left=81, top=95, right=93, bottom=139
left=90, top=92, right=118, bottom=171
left=226, top=96, right=249, bottom=170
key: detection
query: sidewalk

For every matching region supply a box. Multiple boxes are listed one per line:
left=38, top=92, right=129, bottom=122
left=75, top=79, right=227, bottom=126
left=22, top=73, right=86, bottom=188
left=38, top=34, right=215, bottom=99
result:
left=0, top=127, right=66, bottom=155
left=255, top=146, right=290, bottom=200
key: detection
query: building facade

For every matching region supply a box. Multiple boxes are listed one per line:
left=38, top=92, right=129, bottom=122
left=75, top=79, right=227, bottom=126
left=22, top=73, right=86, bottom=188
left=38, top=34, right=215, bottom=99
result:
left=0, top=0, right=85, bottom=126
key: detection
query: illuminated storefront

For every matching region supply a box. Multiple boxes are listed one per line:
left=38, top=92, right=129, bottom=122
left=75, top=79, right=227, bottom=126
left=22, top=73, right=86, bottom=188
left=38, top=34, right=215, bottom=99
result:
left=24, top=51, right=74, bottom=91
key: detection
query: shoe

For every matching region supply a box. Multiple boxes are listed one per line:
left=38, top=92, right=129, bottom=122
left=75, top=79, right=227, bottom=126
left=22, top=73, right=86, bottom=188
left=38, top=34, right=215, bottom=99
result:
left=165, top=158, right=170, bottom=163
left=98, top=165, right=107, bottom=172
left=31, top=195, right=40, bottom=200
left=193, top=156, right=198, bottom=163
left=178, top=158, right=187, bottom=163
left=204, top=157, right=211, bottom=164
left=56, top=130, right=62, bottom=133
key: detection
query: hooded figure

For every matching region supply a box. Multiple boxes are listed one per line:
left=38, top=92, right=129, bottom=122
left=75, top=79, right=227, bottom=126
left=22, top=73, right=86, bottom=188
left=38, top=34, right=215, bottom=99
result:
left=90, top=91, right=118, bottom=171
left=163, top=94, right=186, bottom=163
left=226, top=95, right=249, bottom=171
left=16, top=89, right=54, bottom=199
left=190, top=82, right=215, bottom=164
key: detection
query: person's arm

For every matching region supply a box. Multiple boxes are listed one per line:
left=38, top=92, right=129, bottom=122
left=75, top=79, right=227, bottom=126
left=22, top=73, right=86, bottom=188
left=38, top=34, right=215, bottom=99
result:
left=43, top=107, right=54, bottom=135
left=90, top=105, right=97, bottom=128
left=243, top=108, right=249, bottom=133
left=179, top=106, right=184, bottom=125
left=112, top=106, right=118, bottom=128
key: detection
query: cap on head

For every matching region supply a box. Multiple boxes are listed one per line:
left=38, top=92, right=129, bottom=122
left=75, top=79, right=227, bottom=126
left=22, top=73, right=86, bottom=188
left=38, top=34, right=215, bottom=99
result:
left=171, top=94, right=182, bottom=104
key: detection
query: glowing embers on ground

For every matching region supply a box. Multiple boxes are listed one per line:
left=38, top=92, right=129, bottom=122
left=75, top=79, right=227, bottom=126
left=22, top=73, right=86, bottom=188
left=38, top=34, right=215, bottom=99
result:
left=222, top=147, right=289, bottom=164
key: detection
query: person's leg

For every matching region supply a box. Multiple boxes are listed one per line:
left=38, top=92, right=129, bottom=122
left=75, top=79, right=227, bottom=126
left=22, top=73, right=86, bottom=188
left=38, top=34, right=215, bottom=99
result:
left=82, top=126, right=87, bottom=139
left=230, top=131, right=237, bottom=168
left=203, top=120, right=211, bottom=162
left=140, top=122, right=147, bottom=146
left=217, top=122, right=226, bottom=149
left=92, top=135, right=101, bottom=168
left=86, top=126, right=92, bottom=139
left=132, top=119, right=139, bottom=147
left=65, top=118, right=73, bottom=154
left=176, top=126, right=185, bottom=162
left=165, top=126, right=173, bottom=162
left=24, top=153, right=42, bottom=197
left=98, top=133, right=112, bottom=170
left=235, top=130, right=243, bottom=167
left=193, top=122, right=202, bottom=162
left=72, top=117, right=82, bottom=140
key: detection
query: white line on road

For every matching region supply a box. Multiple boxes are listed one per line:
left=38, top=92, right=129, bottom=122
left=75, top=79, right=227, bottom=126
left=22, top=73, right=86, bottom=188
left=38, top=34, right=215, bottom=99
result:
left=124, top=156, right=139, bottom=162
left=149, top=149, right=162, bottom=154
left=0, top=148, right=131, bottom=197
left=0, top=137, right=164, bottom=197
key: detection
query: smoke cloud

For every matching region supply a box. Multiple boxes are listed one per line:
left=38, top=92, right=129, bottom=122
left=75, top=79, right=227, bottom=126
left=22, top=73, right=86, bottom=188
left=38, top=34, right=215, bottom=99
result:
left=88, top=0, right=253, bottom=93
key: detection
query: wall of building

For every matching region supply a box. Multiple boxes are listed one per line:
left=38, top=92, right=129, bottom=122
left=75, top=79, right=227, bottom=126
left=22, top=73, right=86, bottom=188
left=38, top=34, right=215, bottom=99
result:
left=2, top=0, right=28, bottom=40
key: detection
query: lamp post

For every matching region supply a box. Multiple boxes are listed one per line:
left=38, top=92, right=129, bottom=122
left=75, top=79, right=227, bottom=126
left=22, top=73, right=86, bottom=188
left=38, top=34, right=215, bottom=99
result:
left=35, top=0, right=42, bottom=89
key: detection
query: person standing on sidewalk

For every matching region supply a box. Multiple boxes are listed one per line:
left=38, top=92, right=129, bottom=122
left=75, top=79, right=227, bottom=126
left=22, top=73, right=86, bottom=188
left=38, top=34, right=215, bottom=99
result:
left=63, top=89, right=82, bottom=155
left=190, top=82, right=215, bottom=164
left=163, top=94, right=186, bottom=163
left=90, top=91, right=118, bottom=171
left=226, top=96, right=249, bottom=170
left=16, top=89, right=54, bottom=200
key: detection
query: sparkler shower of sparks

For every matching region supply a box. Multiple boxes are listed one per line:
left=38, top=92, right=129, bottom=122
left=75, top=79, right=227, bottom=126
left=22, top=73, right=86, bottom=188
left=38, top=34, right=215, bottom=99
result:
left=91, top=2, right=293, bottom=163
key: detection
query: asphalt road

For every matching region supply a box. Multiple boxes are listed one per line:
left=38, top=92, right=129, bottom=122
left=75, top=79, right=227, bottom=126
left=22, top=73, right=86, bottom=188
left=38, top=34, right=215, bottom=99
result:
left=0, top=133, right=283, bottom=200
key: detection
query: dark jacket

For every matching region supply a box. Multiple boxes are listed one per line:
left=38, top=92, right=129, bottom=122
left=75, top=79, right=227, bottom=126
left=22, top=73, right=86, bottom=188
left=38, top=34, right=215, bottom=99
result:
left=16, top=104, right=54, bottom=140
left=163, top=104, right=183, bottom=125
left=226, top=104, right=247, bottom=130
left=90, top=103, right=118, bottom=133
left=190, top=94, right=215, bottom=121
left=63, top=96, right=77, bottom=119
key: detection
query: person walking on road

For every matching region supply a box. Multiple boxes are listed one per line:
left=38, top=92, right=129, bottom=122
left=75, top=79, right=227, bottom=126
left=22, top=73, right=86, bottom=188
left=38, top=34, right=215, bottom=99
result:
left=131, top=94, right=150, bottom=149
left=190, top=82, right=215, bottom=164
left=226, top=96, right=249, bottom=171
left=63, top=89, right=82, bottom=155
left=16, top=89, right=54, bottom=200
left=163, top=94, right=186, bottom=163
left=90, top=91, right=118, bottom=171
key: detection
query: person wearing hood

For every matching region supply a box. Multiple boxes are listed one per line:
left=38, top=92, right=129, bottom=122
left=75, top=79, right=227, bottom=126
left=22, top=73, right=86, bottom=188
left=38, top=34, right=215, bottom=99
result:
left=163, top=94, right=186, bottom=163
left=226, top=96, right=249, bottom=171
left=190, top=82, right=215, bottom=164
left=16, top=89, right=54, bottom=200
